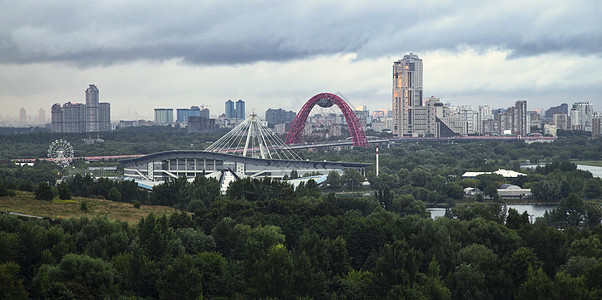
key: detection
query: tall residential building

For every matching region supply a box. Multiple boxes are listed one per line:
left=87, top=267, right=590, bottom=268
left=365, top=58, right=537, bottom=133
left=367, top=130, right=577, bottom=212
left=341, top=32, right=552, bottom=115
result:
left=545, top=103, right=568, bottom=119
left=570, top=102, right=594, bottom=131
left=236, top=99, right=246, bottom=119
left=392, top=53, right=423, bottom=136
left=593, top=113, right=602, bottom=136
left=177, top=106, right=201, bottom=123
left=154, top=109, right=174, bottom=125
left=477, top=105, right=493, bottom=134
left=435, top=102, right=467, bottom=136
left=402, top=96, right=464, bottom=137
left=201, top=108, right=210, bottom=119
left=62, top=102, right=86, bottom=133
left=514, top=100, right=528, bottom=136
left=50, top=84, right=110, bottom=133
left=225, top=100, right=235, bottom=118
left=51, top=104, right=63, bottom=132
left=37, top=108, right=45, bottom=123
left=85, top=84, right=100, bottom=132
left=457, top=106, right=478, bottom=134
left=353, top=105, right=371, bottom=128
left=19, top=107, right=26, bottom=123
left=529, top=111, right=541, bottom=131
left=412, top=97, right=436, bottom=135
left=188, top=116, right=216, bottom=134
left=487, top=101, right=529, bottom=136
left=98, top=103, right=111, bottom=131
left=553, top=114, right=568, bottom=130
left=265, top=108, right=296, bottom=126
left=372, top=109, right=388, bottom=120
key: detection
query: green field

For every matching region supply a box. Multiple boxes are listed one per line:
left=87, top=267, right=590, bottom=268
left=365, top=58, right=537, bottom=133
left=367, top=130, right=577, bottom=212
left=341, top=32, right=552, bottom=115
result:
left=0, top=191, right=179, bottom=224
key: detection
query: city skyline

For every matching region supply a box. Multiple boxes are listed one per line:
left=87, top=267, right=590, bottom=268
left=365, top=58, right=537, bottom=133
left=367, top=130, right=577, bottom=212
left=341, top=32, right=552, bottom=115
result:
left=51, top=84, right=110, bottom=133
left=0, top=1, right=601, bottom=120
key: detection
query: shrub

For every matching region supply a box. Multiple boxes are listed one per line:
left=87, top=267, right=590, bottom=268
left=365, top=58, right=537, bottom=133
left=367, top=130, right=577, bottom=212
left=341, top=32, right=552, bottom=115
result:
left=58, top=185, right=71, bottom=200
left=108, top=187, right=122, bottom=202
left=35, top=182, right=55, bottom=201
left=80, top=201, right=89, bottom=212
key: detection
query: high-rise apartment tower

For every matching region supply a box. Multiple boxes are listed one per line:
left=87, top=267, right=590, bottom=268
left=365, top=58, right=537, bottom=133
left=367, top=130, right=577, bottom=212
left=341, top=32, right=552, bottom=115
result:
left=570, top=102, right=594, bottom=131
left=19, top=107, right=26, bottom=123
left=392, top=53, right=423, bottom=136
left=155, top=109, right=174, bottom=125
left=225, top=100, right=235, bottom=118
left=51, top=84, right=110, bottom=133
left=236, top=99, right=246, bottom=120
left=85, top=84, right=100, bottom=132
left=514, top=100, right=528, bottom=136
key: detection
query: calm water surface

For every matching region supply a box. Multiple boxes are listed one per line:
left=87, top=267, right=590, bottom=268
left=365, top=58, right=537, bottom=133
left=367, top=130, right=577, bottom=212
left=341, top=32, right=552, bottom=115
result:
left=577, top=165, right=602, bottom=178
left=522, top=164, right=602, bottom=178
left=427, top=204, right=557, bottom=221
left=427, top=164, right=602, bottom=220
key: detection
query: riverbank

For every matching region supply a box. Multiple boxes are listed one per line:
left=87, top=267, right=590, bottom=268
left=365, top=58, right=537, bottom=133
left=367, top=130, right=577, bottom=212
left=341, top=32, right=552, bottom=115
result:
left=427, top=204, right=558, bottom=220
left=572, top=160, right=602, bottom=167
left=425, top=198, right=561, bottom=209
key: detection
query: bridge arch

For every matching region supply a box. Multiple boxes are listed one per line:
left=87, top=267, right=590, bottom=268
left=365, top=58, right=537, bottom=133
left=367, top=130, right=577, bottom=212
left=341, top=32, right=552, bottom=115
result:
left=285, top=93, right=368, bottom=147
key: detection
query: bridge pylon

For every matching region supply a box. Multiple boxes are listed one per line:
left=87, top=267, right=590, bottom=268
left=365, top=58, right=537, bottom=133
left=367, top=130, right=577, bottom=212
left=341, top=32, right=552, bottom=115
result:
left=205, top=113, right=301, bottom=160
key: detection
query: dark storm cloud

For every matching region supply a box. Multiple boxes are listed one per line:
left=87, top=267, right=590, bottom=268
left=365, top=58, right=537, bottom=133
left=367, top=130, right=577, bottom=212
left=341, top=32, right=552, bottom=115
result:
left=0, top=0, right=600, bottom=66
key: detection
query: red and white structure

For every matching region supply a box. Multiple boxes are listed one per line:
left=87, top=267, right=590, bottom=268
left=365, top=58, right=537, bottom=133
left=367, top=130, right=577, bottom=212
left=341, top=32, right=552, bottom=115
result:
left=285, top=93, right=369, bottom=147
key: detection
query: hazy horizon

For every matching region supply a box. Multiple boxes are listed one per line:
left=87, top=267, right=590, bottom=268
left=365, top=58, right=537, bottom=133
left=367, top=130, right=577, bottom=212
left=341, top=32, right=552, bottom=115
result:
left=1, top=1, right=601, bottom=121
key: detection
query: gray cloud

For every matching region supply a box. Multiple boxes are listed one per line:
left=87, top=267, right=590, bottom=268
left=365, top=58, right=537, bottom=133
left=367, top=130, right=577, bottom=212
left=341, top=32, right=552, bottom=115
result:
left=0, top=0, right=600, bottom=66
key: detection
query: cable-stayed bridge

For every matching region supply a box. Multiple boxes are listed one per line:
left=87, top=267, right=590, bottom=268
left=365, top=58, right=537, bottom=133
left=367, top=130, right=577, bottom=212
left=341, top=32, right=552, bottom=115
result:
left=122, top=110, right=369, bottom=190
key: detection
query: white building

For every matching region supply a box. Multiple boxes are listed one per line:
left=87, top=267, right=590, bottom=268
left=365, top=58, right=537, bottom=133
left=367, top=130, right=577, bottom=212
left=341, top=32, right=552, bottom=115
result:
left=462, top=169, right=527, bottom=178
left=458, top=106, right=478, bottom=134
left=570, top=102, right=594, bottom=131
left=497, top=184, right=531, bottom=199
left=544, top=124, right=558, bottom=137
left=477, top=105, right=493, bottom=134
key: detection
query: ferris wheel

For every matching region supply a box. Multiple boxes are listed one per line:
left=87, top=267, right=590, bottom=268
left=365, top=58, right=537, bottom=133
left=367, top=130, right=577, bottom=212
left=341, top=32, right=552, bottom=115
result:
left=47, top=139, right=74, bottom=166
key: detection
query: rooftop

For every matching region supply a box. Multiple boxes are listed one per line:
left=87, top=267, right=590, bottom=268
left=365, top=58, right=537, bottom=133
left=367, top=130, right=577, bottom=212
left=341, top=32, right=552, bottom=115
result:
left=462, top=169, right=526, bottom=178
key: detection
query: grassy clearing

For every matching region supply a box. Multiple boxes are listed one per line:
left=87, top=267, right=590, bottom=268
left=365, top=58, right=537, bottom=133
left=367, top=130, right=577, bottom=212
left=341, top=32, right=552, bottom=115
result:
left=0, top=191, right=179, bottom=224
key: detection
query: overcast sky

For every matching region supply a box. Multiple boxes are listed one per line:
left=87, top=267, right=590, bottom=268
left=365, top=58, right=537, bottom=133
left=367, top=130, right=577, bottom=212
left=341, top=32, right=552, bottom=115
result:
left=1, top=0, right=601, bottom=121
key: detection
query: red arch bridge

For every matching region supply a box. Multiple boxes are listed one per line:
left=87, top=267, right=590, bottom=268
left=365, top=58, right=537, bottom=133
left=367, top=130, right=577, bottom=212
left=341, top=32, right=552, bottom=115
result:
left=285, top=93, right=369, bottom=147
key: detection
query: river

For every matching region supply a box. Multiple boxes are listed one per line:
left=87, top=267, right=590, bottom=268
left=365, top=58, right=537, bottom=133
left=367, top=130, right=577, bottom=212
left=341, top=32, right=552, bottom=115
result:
left=427, top=164, right=602, bottom=220
left=521, top=164, right=602, bottom=178
left=577, top=165, right=602, bottom=178
left=427, top=204, right=557, bottom=221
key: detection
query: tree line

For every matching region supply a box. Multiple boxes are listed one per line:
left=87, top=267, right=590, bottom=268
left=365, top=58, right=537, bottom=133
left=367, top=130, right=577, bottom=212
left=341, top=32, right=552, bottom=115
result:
left=314, top=141, right=602, bottom=203
left=2, top=138, right=602, bottom=207
left=1, top=174, right=602, bottom=299
left=0, top=126, right=229, bottom=160
left=0, top=134, right=601, bottom=298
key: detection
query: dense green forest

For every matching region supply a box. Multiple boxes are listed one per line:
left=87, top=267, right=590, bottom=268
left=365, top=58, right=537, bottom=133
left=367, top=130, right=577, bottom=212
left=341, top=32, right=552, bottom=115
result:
left=1, top=128, right=602, bottom=299
left=1, top=176, right=601, bottom=299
